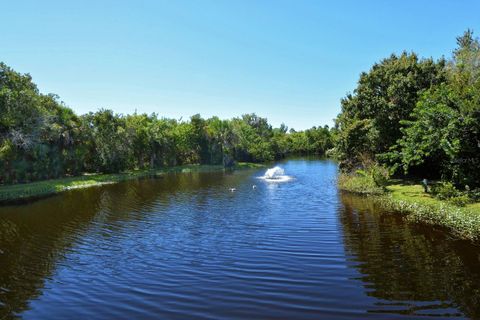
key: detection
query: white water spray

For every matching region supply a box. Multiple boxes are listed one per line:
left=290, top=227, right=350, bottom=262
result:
left=258, top=166, right=293, bottom=182
left=264, top=166, right=285, bottom=179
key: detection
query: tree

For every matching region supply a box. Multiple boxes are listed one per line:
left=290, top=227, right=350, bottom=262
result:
left=83, top=110, right=131, bottom=173
left=394, top=30, right=480, bottom=187
left=335, top=52, right=446, bottom=169
left=0, top=61, right=334, bottom=185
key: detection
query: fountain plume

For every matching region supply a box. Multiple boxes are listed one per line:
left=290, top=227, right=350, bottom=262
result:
left=259, top=166, right=293, bottom=182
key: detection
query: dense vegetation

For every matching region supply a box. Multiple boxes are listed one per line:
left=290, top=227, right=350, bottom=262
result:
left=0, top=63, right=332, bottom=184
left=3, top=29, right=478, bottom=198
left=334, top=30, right=480, bottom=200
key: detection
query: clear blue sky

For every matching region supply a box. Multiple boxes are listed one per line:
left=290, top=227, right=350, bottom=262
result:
left=2, top=0, right=479, bottom=130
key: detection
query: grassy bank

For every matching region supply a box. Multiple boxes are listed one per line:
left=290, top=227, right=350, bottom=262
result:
left=0, top=162, right=264, bottom=204
left=339, top=174, right=480, bottom=241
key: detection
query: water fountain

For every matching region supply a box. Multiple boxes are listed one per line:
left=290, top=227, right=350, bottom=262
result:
left=258, top=166, right=293, bottom=182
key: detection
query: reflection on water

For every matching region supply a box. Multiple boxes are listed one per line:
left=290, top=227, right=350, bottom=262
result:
left=0, top=159, right=479, bottom=319
left=340, top=194, right=480, bottom=318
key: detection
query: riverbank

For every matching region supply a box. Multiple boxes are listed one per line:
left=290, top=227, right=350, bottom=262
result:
left=339, top=175, right=480, bottom=241
left=0, top=162, right=264, bottom=204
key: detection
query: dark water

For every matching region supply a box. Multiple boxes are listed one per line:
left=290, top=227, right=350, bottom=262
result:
left=1, top=159, right=480, bottom=319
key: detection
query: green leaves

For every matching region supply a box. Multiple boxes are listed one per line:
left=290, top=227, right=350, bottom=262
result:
left=0, top=61, right=334, bottom=184
left=335, top=51, right=446, bottom=170
left=335, top=30, right=480, bottom=189
left=396, top=31, right=480, bottom=187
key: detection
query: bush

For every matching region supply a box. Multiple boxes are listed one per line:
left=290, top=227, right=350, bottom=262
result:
left=339, top=163, right=389, bottom=195
left=448, top=195, right=470, bottom=207
left=431, top=181, right=460, bottom=200
left=466, top=188, right=480, bottom=202
left=338, top=173, right=385, bottom=195
left=431, top=181, right=473, bottom=206
left=370, top=164, right=390, bottom=188
left=356, top=164, right=390, bottom=188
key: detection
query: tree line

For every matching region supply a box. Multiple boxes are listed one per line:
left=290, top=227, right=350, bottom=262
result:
left=334, top=30, right=480, bottom=189
left=0, top=64, right=333, bottom=184
left=4, top=30, right=477, bottom=188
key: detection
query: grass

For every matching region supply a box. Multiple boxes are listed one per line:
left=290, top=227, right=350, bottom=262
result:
left=235, top=162, right=266, bottom=169
left=339, top=174, right=480, bottom=241
left=337, top=173, right=385, bottom=195
left=0, top=162, right=265, bottom=204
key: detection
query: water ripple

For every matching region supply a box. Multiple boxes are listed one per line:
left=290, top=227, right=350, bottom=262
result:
left=0, top=159, right=479, bottom=319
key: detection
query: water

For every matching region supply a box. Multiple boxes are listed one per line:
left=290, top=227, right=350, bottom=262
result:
left=0, top=159, right=479, bottom=319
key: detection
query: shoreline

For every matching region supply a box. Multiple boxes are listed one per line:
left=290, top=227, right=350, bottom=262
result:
left=0, top=162, right=265, bottom=205
left=339, top=175, right=480, bottom=241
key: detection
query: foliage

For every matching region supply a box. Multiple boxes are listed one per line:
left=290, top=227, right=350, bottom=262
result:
left=369, top=165, right=390, bottom=189
left=466, top=188, right=480, bottom=202
left=0, top=62, right=333, bottom=185
left=346, top=181, right=480, bottom=241
left=393, top=31, right=480, bottom=187
left=335, top=29, right=480, bottom=240
left=338, top=173, right=385, bottom=195
left=339, top=160, right=390, bottom=195
left=429, top=181, right=475, bottom=207
left=382, top=195, right=480, bottom=241
left=287, top=125, right=333, bottom=155
left=334, top=52, right=446, bottom=170
left=334, top=30, right=480, bottom=189
left=448, top=195, right=471, bottom=207
left=431, top=181, right=461, bottom=200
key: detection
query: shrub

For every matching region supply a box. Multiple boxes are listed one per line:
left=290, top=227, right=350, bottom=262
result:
left=338, top=173, right=385, bottom=195
left=448, top=194, right=470, bottom=207
left=356, top=163, right=390, bottom=188
left=431, top=181, right=460, bottom=200
left=466, top=188, right=480, bottom=202
left=430, top=181, right=475, bottom=206
left=370, top=164, right=390, bottom=188
left=339, top=163, right=390, bottom=195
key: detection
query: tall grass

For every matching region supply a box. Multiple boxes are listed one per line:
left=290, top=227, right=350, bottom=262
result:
left=337, top=173, right=385, bottom=195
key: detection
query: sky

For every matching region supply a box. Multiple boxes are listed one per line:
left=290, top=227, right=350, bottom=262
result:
left=1, top=0, right=480, bottom=130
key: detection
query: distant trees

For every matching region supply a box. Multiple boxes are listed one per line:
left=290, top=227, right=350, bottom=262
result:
left=334, top=30, right=480, bottom=189
left=0, top=62, right=333, bottom=184
left=288, top=126, right=333, bottom=155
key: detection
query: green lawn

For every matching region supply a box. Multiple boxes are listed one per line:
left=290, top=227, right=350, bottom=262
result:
left=387, top=180, right=480, bottom=211
left=0, top=162, right=264, bottom=204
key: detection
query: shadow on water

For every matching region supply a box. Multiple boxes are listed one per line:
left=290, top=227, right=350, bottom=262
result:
left=339, top=193, right=480, bottom=318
